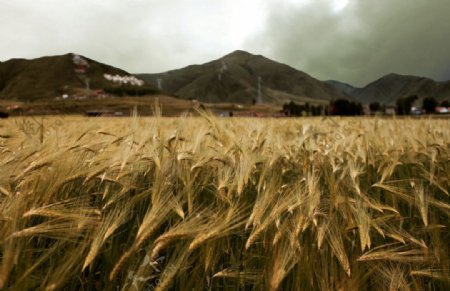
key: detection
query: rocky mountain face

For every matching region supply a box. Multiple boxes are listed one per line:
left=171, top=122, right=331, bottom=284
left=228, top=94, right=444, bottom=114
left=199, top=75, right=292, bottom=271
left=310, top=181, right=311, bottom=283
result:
left=138, top=50, right=351, bottom=104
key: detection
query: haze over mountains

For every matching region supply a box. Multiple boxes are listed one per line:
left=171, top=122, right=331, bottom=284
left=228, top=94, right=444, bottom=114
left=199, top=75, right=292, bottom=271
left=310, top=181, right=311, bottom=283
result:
left=0, top=50, right=449, bottom=105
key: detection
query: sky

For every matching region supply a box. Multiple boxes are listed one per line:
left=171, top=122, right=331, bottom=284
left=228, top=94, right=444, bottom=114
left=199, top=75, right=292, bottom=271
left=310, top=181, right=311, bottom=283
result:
left=1, top=0, right=449, bottom=87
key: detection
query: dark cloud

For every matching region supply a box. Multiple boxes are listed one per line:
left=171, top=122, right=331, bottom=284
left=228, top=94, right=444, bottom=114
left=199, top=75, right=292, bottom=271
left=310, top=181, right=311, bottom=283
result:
left=0, top=0, right=268, bottom=74
left=248, top=0, right=450, bottom=86
left=1, top=0, right=449, bottom=86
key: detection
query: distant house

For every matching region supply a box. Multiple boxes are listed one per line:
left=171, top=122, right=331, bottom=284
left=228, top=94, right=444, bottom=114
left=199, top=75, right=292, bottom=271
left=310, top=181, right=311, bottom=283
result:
left=93, top=90, right=109, bottom=99
left=411, top=107, right=422, bottom=115
left=384, top=106, right=396, bottom=115
left=435, top=107, right=449, bottom=114
left=74, top=66, right=87, bottom=74
left=6, top=105, right=20, bottom=111
left=73, top=54, right=89, bottom=74
left=363, top=105, right=371, bottom=115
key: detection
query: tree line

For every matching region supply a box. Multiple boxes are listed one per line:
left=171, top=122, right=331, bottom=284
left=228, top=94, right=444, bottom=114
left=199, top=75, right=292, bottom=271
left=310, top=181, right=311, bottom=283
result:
left=282, top=96, right=449, bottom=117
left=103, top=85, right=159, bottom=96
left=394, top=95, right=447, bottom=115
left=283, top=99, right=364, bottom=116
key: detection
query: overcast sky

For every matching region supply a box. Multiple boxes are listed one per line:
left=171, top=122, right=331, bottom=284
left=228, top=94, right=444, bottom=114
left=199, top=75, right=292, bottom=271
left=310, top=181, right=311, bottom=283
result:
left=1, top=0, right=449, bottom=87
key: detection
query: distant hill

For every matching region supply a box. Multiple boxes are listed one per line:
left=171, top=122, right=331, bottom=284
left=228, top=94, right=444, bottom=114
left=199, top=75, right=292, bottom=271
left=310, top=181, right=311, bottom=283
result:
left=4, top=52, right=448, bottom=107
left=138, top=50, right=350, bottom=104
left=328, top=73, right=450, bottom=105
left=325, top=80, right=358, bottom=95
left=0, top=53, right=155, bottom=101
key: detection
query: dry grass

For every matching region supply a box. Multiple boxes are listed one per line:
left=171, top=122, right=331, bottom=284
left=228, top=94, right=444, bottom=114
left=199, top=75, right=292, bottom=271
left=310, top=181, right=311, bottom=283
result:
left=0, top=113, right=449, bottom=290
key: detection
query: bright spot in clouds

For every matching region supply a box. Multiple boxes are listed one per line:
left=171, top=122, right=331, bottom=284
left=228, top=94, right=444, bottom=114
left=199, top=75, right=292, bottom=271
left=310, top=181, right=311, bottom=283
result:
left=332, top=0, right=350, bottom=12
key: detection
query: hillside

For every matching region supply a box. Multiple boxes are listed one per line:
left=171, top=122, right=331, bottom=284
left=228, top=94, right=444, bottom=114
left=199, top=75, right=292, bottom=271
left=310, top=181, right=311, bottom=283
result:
left=0, top=53, right=155, bottom=101
left=139, top=50, right=350, bottom=104
left=327, top=73, right=450, bottom=105
left=4, top=52, right=448, bottom=107
left=325, top=80, right=358, bottom=95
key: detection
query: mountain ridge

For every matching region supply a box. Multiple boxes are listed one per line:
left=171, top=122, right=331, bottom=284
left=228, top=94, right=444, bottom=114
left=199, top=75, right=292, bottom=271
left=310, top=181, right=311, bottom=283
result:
left=1, top=51, right=448, bottom=105
left=326, top=73, right=450, bottom=105
left=0, top=53, right=154, bottom=101
left=138, top=50, right=351, bottom=104
left=345, top=73, right=450, bottom=105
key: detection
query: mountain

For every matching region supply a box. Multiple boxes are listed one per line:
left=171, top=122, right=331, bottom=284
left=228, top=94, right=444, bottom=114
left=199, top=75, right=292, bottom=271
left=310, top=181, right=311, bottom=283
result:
left=0, top=53, right=154, bottom=101
left=328, top=73, right=450, bottom=105
left=138, top=50, right=350, bottom=104
left=325, top=80, right=358, bottom=95
left=5, top=52, right=447, bottom=106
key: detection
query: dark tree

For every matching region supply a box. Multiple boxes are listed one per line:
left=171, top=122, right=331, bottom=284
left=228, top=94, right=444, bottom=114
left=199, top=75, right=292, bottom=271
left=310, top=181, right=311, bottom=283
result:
left=422, top=97, right=438, bottom=114
left=310, top=105, right=322, bottom=116
left=282, top=101, right=327, bottom=117
left=317, top=105, right=324, bottom=116
left=440, top=100, right=450, bottom=107
left=305, top=102, right=310, bottom=115
left=283, top=101, right=325, bottom=116
left=396, top=95, right=418, bottom=115
left=283, top=101, right=302, bottom=116
left=330, top=99, right=363, bottom=116
left=356, top=103, right=364, bottom=115
left=369, top=102, right=381, bottom=113
left=104, top=85, right=158, bottom=96
left=0, top=111, right=9, bottom=119
left=396, top=98, right=406, bottom=115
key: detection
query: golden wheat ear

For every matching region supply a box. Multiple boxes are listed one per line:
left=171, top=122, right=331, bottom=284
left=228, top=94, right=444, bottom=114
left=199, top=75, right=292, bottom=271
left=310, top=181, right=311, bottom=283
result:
left=1, top=116, right=449, bottom=290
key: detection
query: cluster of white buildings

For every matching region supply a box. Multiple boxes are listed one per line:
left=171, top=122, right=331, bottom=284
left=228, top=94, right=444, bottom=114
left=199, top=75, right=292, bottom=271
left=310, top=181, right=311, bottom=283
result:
left=103, top=74, right=144, bottom=86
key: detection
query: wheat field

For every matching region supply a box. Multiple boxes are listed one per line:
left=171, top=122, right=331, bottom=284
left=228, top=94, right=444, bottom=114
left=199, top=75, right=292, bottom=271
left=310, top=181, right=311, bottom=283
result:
left=0, top=114, right=449, bottom=290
